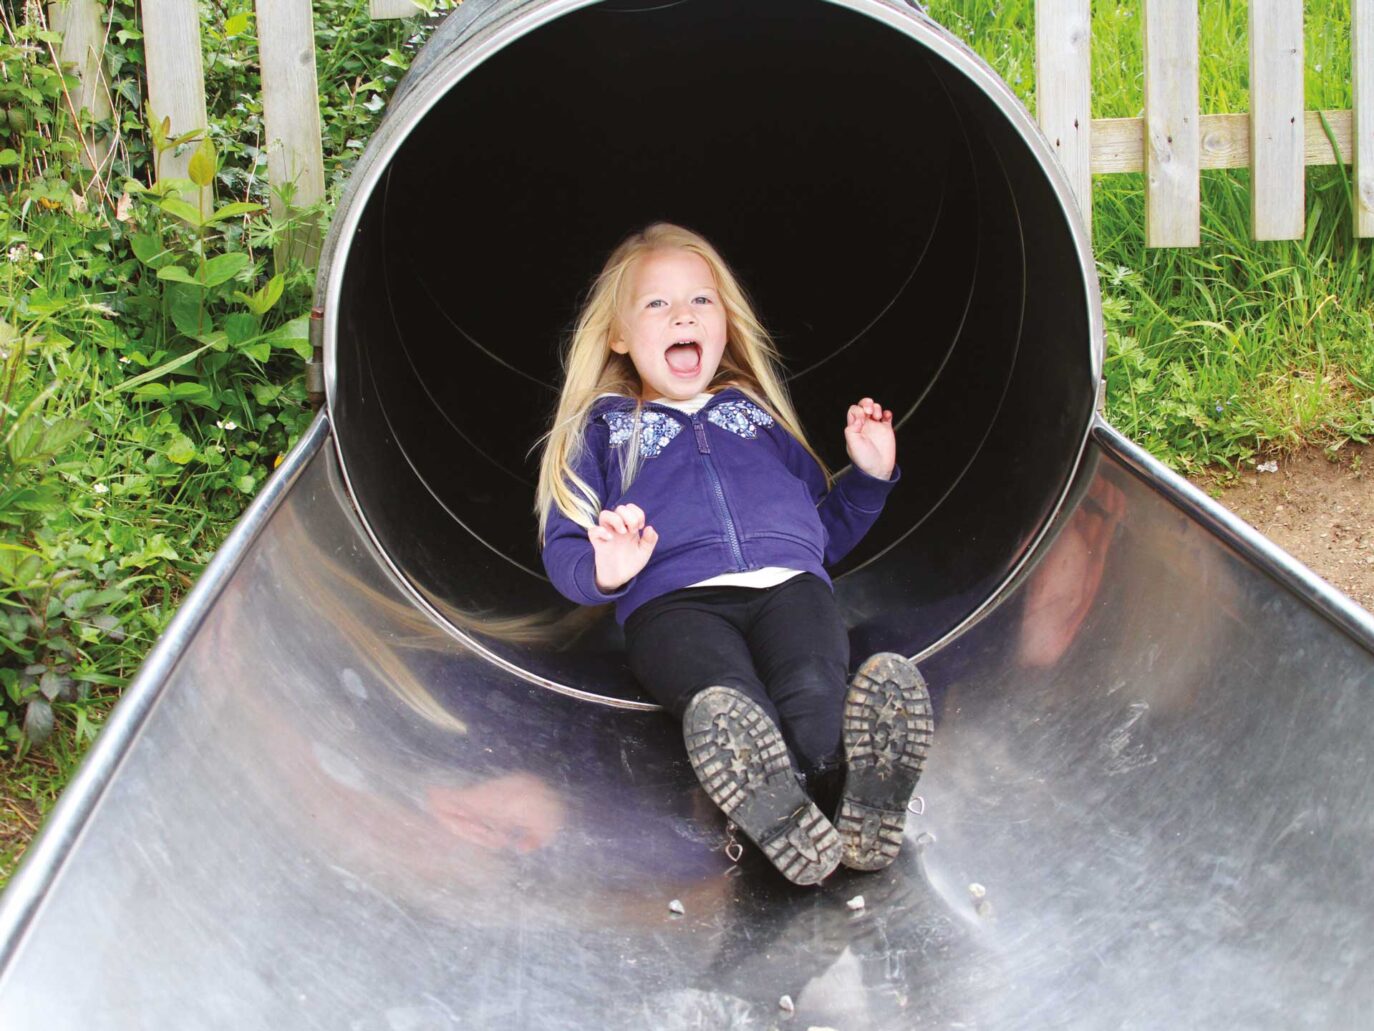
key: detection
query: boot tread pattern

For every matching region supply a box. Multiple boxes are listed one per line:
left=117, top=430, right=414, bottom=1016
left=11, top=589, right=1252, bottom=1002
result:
left=838, top=653, right=934, bottom=872
left=684, top=687, right=840, bottom=886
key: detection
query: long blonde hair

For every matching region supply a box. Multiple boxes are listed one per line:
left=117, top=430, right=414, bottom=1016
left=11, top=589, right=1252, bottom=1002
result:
left=535, top=223, right=827, bottom=543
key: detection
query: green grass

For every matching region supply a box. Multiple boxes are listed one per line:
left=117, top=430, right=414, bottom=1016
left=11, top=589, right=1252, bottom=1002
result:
left=928, top=0, right=1374, bottom=471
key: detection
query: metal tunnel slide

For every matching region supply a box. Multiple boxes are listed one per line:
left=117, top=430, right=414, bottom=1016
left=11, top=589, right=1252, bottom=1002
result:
left=0, top=416, right=1370, bottom=1028
left=3, top=0, right=1374, bottom=1025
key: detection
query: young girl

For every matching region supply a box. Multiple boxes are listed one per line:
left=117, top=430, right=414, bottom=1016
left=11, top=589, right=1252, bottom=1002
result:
left=537, top=223, right=934, bottom=885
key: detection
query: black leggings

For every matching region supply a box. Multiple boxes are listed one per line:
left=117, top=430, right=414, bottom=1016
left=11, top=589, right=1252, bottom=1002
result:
left=624, top=573, right=850, bottom=776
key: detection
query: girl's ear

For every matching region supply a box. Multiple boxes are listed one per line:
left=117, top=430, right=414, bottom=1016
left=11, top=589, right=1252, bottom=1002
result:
left=609, top=336, right=630, bottom=355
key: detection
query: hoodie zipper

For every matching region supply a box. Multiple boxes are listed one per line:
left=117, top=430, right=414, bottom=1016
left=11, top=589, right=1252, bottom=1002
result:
left=689, top=409, right=747, bottom=570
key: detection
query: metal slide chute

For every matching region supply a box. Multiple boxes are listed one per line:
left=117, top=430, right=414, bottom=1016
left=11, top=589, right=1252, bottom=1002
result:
left=2, top=2, right=1372, bottom=1026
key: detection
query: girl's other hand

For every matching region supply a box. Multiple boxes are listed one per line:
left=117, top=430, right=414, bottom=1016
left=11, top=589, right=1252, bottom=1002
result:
left=589, top=503, right=659, bottom=592
left=844, top=397, right=896, bottom=480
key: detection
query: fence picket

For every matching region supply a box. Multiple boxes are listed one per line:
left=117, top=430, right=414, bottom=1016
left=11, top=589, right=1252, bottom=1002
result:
left=141, top=0, right=209, bottom=208
left=47, top=0, right=112, bottom=168
left=255, top=0, right=326, bottom=262
left=36, top=2, right=1361, bottom=250
left=1035, top=0, right=1093, bottom=231
left=1355, top=0, right=1374, bottom=236
left=1142, top=0, right=1200, bottom=247
left=371, top=0, right=420, bottom=19
left=1249, top=0, right=1305, bottom=239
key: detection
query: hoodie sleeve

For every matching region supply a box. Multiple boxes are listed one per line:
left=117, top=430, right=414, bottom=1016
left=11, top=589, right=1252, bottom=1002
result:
left=540, top=418, right=633, bottom=606
left=774, top=428, right=901, bottom=567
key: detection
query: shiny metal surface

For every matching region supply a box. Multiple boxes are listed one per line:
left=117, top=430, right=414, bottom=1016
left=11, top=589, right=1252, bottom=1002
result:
left=321, top=0, right=1102, bottom=702
left=1, top=430, right=1370, bottom=1028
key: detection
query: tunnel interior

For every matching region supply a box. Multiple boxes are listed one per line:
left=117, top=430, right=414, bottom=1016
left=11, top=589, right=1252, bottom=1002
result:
left=327, top=0, right=1098, bottom=702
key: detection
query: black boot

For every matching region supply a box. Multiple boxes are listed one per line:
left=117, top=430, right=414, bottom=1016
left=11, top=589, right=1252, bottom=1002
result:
left=683, top=686, right=840, bottom=886
left=836, top=653, right=934, bottom=871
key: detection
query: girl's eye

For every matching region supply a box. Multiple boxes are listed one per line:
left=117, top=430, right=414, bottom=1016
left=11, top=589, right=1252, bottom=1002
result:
left=692, top=296, right=712, bottom=304
left=647, top=300, right=666, bottom=308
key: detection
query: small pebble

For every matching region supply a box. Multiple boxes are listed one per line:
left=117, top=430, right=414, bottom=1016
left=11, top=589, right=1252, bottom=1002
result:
left=846, top=895, right=866, bottom=911
left=668, top=899, right=685, bottom=915
left=779, top=994, right=795, bottom=1014
left=969, top=883, right=987, bottom=899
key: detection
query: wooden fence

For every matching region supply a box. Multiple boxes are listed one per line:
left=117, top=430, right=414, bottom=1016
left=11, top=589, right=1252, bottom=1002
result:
left=45, top=0, right=1374, bottom=250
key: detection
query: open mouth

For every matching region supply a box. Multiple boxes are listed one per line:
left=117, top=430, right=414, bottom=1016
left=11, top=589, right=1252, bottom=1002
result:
left=665, top=340, right=702, bottom=376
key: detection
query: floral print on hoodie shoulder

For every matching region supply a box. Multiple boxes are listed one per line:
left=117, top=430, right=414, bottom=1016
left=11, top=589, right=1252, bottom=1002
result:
left=707, top=398, right=774, bottom=440
left=601, top=408, right=682, bottom=459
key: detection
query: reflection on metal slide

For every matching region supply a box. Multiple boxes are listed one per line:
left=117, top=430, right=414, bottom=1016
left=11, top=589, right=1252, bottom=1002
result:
left=0, top=415, right=1370, bottom=1028
left=5, top=0, right=1374, bottom=1025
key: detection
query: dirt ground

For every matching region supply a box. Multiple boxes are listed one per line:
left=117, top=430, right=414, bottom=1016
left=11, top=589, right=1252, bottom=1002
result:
left=1192, top=444, right=1374, bottom=613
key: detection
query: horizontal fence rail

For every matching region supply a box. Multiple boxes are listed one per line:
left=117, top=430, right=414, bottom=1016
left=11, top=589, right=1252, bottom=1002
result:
left=42, top=0, right=1374, bottom=249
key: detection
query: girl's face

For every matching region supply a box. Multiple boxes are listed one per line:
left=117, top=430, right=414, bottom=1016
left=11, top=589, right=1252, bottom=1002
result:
left=611, top=248, right=728, bottom=401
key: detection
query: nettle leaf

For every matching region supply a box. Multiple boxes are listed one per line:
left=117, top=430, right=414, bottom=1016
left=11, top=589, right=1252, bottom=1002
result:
left=8, top=415, right=88, bottom=467
left=2, top=485, right=65, bottom=515
left=224, top=12, right=251, bottom=36
left=200, top=252, right=249, bottom=287
left=0, top=547, right=42, bottom=585
left=24, top=698, right=54, bottom=747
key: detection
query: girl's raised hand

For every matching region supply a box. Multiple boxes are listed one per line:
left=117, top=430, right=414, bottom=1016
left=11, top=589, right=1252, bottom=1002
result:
left=588, top=504, right=659, bottom=592
left=844, top=397, right=896, bottom=480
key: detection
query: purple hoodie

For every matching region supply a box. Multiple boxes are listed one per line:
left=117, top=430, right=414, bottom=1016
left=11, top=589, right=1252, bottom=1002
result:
left=541, top=388, right=901, bottom=623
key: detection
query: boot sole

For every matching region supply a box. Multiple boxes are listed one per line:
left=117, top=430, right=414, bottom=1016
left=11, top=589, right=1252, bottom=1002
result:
left=683, top=687, right=840, bottom=886
left=837, top=653, right=933, bottom=871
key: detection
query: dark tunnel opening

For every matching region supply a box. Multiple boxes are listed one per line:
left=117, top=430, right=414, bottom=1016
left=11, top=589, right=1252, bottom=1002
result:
left=323, top=0, right=1101, bottom=704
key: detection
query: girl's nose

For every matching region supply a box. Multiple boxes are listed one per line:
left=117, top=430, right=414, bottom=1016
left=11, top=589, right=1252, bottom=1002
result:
left=672, top=306, right=697, bottom=324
